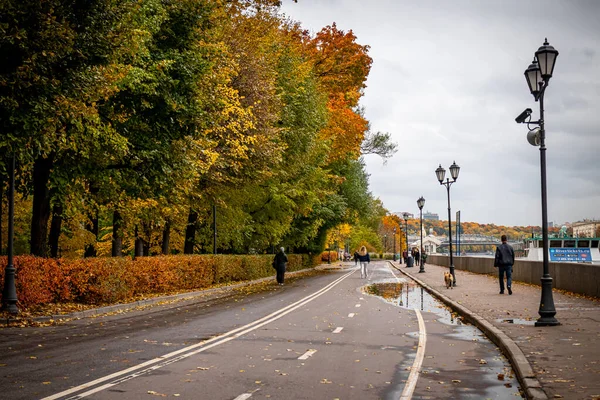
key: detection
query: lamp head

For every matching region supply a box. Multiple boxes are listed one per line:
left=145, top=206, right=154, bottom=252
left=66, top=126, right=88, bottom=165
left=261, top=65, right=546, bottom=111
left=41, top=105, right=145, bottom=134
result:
left=524, top=59, right=542, bottom=99
left=449, top=161, right=460, bottom=181
left=402, top=212, right=409, bottom=221
left=417, top=196, right=425, bottom=210
left=435, top=164, right=445, bottom=183
left=535, top=38, right=558, bottom=81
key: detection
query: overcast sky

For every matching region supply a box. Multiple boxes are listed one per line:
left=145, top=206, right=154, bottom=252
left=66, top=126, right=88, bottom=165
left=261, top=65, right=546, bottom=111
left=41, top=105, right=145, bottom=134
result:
left=280, top=0, right=600, bottom=227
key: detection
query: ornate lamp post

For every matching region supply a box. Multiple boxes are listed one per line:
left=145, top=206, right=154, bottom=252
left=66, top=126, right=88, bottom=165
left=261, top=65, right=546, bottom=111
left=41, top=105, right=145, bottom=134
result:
left=436, top=161, right=460, bottom=285
left=393, top=227, right=397, bottom=262
left=516, top=38, right=560, bottom=327
left=2, top=155, right=18, bottom=313
left=417, top=196, right=426, bottom=273
left=402, top=212, right=410, bottom=267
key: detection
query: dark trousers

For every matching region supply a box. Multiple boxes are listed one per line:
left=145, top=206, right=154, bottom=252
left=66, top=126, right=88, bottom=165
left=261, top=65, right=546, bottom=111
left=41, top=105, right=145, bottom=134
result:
left=498, top=265, right=512, bottom=292
left=276, top=265, right=286, bottom=284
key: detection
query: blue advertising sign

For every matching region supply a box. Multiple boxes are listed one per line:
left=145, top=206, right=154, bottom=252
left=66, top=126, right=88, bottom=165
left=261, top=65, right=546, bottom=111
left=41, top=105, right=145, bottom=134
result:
left=549, top=248, right=592, bottom=262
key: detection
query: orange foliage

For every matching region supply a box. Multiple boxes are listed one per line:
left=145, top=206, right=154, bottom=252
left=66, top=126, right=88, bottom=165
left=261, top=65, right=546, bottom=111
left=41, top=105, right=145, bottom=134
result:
left=320, top=251, right=339, bottom=262
left=320, top=93, right=369, bottom=160
left=0, top=254, right=315, bottom=310
left=302, top=23, right=372, bottom=162
left=304, top=23, right=372, bottom=100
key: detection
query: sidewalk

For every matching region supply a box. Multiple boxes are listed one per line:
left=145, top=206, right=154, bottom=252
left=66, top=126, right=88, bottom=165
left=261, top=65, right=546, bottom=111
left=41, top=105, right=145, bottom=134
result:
left=392, top=261, right=600, bottom=400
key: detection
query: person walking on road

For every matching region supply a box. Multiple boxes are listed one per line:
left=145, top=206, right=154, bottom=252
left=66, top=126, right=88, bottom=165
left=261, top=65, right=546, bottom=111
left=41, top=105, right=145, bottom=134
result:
left=273, top=247, right=288, bottom=286
left=494, top=235, right=515, bottom=294
left=357, top=246, right=370, bottom=279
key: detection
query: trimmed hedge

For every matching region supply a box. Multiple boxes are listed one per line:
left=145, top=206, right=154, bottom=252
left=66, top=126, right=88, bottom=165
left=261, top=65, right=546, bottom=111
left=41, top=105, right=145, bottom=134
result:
left=0, top=254, right=315, bottom=309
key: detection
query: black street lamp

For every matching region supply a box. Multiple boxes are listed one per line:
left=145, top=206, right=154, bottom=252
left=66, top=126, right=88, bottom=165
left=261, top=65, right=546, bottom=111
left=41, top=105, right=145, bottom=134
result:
left=393, top=227, right=397, bottom=262
left=2, top=155, right=18, bottom=313
left=436, top=161, right=460, bottom=285
left=516, top=38, right=560, bottom=327
left=402, top=212, right=410, bottom=267
left=417, top=196, right=426, bottom=273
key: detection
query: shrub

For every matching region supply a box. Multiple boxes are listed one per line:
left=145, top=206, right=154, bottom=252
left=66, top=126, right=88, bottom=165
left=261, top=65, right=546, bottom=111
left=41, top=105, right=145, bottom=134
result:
left=0, top=253, right=318, bottom=310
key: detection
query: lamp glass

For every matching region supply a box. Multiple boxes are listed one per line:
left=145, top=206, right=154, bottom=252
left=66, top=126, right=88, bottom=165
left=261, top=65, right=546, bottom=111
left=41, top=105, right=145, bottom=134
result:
left=417, top=196, right=425, bottom=210
left=435, top=165, right=445, bottom=183
left=449, top=161, right=460, bottom=180
left=403, top=212, right=409, bottom=220
left=525, top=60, right=542, bottom=97
left=535, top=39, right=558, bottom=79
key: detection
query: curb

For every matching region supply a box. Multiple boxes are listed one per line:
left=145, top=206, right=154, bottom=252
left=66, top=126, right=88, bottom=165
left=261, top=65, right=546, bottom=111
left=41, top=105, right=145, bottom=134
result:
left=389, top=262, right=547, bottom=400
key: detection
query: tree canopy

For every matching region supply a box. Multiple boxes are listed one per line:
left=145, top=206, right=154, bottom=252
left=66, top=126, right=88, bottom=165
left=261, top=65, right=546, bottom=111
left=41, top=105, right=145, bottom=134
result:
left=0, top=0, right=397, bottom=258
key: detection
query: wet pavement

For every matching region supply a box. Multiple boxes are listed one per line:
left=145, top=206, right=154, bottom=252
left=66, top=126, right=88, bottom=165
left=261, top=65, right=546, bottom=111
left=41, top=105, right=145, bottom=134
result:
left=364, top=278, right=522, bottom=398
left=392, top=261, right=600, bottom=400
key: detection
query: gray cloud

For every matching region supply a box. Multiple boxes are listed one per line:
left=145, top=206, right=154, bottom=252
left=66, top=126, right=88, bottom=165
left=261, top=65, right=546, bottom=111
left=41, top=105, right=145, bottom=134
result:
left=281, top=0, right=600, bottom=226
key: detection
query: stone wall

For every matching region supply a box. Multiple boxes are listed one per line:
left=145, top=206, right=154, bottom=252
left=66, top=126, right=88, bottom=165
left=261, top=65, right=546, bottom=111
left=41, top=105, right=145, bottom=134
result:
left=428, top=255, right=600, bottom=298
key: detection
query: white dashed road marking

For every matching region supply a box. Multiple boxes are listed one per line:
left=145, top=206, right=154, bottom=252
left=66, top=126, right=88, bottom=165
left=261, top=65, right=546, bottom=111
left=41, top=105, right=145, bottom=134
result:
left=348, top=313, right=355, bottom=318
left=298, top=349, right=318, bottom=360
left=332, top=327, right=343, bottom=334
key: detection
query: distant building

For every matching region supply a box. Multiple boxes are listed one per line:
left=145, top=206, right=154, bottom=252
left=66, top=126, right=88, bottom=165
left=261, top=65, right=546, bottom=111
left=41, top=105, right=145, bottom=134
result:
left=423, top=211, right=439, bottom=220
left=572, top=220, right=600, bottom=237
left=393, top=212, right=414, bottom=219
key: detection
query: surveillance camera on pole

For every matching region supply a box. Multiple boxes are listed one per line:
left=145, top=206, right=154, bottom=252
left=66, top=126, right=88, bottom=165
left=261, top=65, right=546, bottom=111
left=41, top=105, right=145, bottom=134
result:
left=515, top=108, right=532, bottom=124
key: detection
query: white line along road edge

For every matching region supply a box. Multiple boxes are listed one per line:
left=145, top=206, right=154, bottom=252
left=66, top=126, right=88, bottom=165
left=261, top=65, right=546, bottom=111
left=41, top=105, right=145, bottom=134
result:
left=43, top=270, right=354, bottom=400
left=399, top=308, right=427, bottom=400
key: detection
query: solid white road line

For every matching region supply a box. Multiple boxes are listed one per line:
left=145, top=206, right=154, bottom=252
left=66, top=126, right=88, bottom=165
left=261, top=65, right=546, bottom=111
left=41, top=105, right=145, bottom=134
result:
left=399, top=310, right=427, bottom=399
left=332, top=327, right=343, bottom=333
left=43, top=270, right=355, bottom=400
left=385, top=261, right=426, bottom=400
left=298, top=349, right=318, bottom=360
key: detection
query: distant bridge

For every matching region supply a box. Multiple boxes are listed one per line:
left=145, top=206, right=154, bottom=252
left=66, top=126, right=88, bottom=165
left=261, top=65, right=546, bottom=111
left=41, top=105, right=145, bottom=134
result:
left=438, top=234, right=521, bottom=249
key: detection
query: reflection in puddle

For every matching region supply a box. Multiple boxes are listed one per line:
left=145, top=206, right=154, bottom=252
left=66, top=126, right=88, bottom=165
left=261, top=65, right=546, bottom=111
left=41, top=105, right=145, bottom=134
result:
left=364, top=280, right=463, bottom=325
left=364, top=279, right=524, bottom=398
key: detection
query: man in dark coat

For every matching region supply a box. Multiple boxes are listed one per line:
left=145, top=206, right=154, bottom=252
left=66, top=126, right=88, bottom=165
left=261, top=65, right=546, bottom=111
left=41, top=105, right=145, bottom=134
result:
left=494, top=235, right=515, bottom=295
left=273, top=247, right=288, bottom=286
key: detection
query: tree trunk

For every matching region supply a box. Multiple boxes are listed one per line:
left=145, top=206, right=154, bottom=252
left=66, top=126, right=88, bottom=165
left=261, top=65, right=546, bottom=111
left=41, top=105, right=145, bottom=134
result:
left=111, top=210, right=123, bottom=257
left=84, top=211, right=99, bottom=257
left=134, top=225, right=144, bottom=258
left=0, top=176, right=3, bottom=255
left=184, top=210, right=198, bottom=254
left=162, top=220, right=170, bottom=255
left=48, top=204, right=63, bottom=258
left=143, top=223, right=151, bottom=256
left=30, top=155, right=53, bottom=257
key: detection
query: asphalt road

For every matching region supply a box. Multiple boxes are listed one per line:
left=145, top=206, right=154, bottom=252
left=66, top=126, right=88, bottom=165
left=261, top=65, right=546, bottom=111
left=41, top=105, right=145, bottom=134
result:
left=0, top=262, right=523, bottom=399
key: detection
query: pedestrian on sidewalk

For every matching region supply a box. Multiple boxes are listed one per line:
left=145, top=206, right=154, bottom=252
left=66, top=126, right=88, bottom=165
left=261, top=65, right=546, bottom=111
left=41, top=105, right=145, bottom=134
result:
left=354, top=250, right=360, bottom=266
left=421, top=251, right=427, bottom=267
left=357, top=245, right=370, bottom=279
left=414, top=248, right=420, bottom=266
left=273, top=247, right=288, bottom=286
left=494, top=235, right=515, bottom=294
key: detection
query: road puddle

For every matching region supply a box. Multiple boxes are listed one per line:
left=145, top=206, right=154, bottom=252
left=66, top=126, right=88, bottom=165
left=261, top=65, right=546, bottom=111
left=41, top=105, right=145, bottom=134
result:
left=364, top=280, right=463, bottom=325
left=364, top=279, right=524, bottom=398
